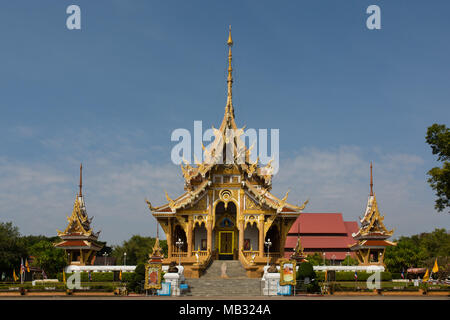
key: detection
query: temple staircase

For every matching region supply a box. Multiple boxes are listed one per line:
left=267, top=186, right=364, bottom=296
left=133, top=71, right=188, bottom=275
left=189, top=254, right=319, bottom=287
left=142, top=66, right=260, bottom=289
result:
left=184, top=260, right=262, bottom=296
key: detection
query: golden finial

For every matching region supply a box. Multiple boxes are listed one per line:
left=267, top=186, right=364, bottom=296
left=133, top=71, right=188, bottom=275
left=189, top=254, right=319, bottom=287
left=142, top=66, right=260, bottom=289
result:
left=79, top=163, right=83, bottom=197
left=370, top=162, right=374, bottom=196
left=226, top=25, right=234, bottom=115
left=227, top=25, right=233, bottom=46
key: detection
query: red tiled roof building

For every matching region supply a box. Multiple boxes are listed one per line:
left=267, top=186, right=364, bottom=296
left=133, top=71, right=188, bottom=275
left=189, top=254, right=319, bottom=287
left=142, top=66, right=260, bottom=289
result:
left=284, top=213, right=359, bottom=263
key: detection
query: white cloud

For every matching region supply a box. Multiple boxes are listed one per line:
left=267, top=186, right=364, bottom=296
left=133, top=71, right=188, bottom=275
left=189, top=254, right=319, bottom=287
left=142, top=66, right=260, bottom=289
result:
left=272, top=146, right=448, bottom=238
left=0, top=145, right=448, bottom=247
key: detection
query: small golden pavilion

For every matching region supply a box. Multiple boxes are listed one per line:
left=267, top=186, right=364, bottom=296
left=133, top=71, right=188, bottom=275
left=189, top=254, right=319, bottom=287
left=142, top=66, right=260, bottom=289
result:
left=55, top=164, right=103, bottom=265
left=146, top=28, right=308, bottom=278
left=350, top=163, right=396, bottom=266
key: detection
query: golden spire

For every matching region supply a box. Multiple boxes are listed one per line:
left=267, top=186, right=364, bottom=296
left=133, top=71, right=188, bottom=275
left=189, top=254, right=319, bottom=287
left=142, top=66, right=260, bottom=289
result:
left=79, top=163, right=83, bottom=197
left=226, top=25, right=234, bottom=115
left=370, top=162, right=373, bottom=196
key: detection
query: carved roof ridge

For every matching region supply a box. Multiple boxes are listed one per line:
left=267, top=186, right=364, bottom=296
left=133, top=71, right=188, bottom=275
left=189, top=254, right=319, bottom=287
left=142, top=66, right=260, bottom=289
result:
left=147, top=179, right=211, bottom=212
left=243, top=180, right=307, bottom=213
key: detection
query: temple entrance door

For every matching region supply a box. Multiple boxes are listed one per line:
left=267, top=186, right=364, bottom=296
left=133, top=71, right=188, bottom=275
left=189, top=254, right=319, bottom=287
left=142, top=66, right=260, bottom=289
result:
left=215, top=201, right=237, bottom=260
left=218, top=231, right=234, bottom=260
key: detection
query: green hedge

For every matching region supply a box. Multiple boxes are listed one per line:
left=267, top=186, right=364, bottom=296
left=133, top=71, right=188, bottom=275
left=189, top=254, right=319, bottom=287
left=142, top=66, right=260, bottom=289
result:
left=56, top=272, right=133, bottom=282
left=316, top=271, right=392, bottom=281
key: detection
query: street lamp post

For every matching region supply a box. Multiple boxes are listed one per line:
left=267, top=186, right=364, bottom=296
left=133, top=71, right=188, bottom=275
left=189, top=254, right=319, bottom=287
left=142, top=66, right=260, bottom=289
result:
left=176, top=238, right=184, bottom=267
left=322, top=252, right=326, bottom=266
left=103, top=252, right=108, bottom=266
left=124, top=252, right=127, bottom=266
left=264, top=238, right=272, bottom=266
left=346, top=252, right=350, bottom=266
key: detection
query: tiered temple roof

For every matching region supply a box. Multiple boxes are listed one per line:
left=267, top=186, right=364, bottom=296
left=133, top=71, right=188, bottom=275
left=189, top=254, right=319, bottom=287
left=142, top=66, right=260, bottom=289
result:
left=55, top=164, right=103, bottom=258
left=146, top=26, right=308, bottom=216
left=350, top=163, right=396, bottom=254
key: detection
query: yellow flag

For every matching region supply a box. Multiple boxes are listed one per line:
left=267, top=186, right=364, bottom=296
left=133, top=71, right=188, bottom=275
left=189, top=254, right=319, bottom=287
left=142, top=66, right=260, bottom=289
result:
left=432, top=259, right=439, bottom=273
left=119, top=270, right=122, bottom=281
left=63, top=271, right=66, bottom=283
left=422, top=269, right=429, bottom=281
left=324, top=270, right=328, bottom=281
left=25, top=259, right=30, bottom=273
left=13, top=270, right=18, bottom=282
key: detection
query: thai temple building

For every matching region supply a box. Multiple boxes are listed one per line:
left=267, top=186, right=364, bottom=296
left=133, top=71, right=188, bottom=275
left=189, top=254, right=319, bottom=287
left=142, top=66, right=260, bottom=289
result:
left=55, top=164, right=103, bottom=265
left=349, top=163, right=396, bottom=266
left=146, top=27, right=308, bottom=278
left=284, top=213, right=359, bottom=263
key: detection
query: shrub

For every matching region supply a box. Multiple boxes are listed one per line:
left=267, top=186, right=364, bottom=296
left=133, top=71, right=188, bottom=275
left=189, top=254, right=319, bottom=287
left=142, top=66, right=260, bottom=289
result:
left=297, top=262, right=315, bottom=280
left=121, top=272, right=134, bottom=282
left=91, top=272, right=114, bottom=282
left=391, top=272, right=402, bottom=279
left=296, top=262, right=320, bottom=293
left=127, top=263, right=146, bottom=293
left=315, top=271, right=325, bottom=281
left=56, top=271, right=121, bottom=282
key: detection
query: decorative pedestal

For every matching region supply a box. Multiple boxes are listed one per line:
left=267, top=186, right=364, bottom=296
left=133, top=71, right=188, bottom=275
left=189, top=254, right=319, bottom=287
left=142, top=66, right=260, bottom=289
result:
left=164, top=273, right=181, bottom=296
left=263, top=273, right=280, bottom=296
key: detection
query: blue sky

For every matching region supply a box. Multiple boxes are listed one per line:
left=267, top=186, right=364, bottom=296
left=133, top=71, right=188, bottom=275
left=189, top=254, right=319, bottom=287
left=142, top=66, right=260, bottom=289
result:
left=0, top=1, right=449, bottom=245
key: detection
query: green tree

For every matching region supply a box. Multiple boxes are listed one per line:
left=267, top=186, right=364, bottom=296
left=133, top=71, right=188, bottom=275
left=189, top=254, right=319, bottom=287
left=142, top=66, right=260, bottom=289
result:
left=384, top=228, right=450, bottom=272
left=127, top=263, right=146, bottom=293
left=297, top=261, right=315, bottom=280
left=111, top=235, right=168, bottom=265
left=29, top=240, right=67, bottom=278
left=0, top=222, right=27, bottom=277
left=426, top=124, right=450, bottom=213
left=306, top=252, right=329, bottom=266
left=296, top=262, right=320, bottom=293
left=342, top=255, right=359, bottom=266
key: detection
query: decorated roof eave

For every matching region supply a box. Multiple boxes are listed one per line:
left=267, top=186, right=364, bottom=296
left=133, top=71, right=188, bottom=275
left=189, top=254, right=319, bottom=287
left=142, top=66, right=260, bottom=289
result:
left=54, top=240, right=103, bottom=250
left=57, top=233, right=100, bottom=241
left=353, top=228, right=395, bottom=239
left=152, top=212, right=175, bottom=217
left=278, top=212, right=302, bottom=218
left=349, top=239, right=397, bottom=250
left=146, top=180, right=211, bottom=213
left=243, top=180, right=308, bottom=213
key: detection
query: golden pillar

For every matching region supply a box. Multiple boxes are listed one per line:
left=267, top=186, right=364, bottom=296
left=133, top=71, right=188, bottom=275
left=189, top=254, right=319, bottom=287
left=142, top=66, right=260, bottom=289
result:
left=187, top=217, right=193, bottom=257
left=280, top=219, right=285, bottom=257
left=239, top=190, right=244, bottom=253
left=206, top=218, right=212, bottom=253
left=258, top=215, right=264, bottom=257
left=207, top=196, right=213, bottom=254
left=167, top=218, right=173, bottom=258
left=239, top=218, right=244, bottom=253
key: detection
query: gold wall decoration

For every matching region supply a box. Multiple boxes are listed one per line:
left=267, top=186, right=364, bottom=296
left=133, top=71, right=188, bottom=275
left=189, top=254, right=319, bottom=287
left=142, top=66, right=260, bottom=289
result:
left=244, top=215, right=258, bottom=228
left=193, top=214, right=207, bottom=227
left=264, top=215, right=276, bottom=237
left=189, top=195, right=207, bottom=211
left=245, top=195, right=263, bottom=210
left=175, top=216, right=188, bottom=233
